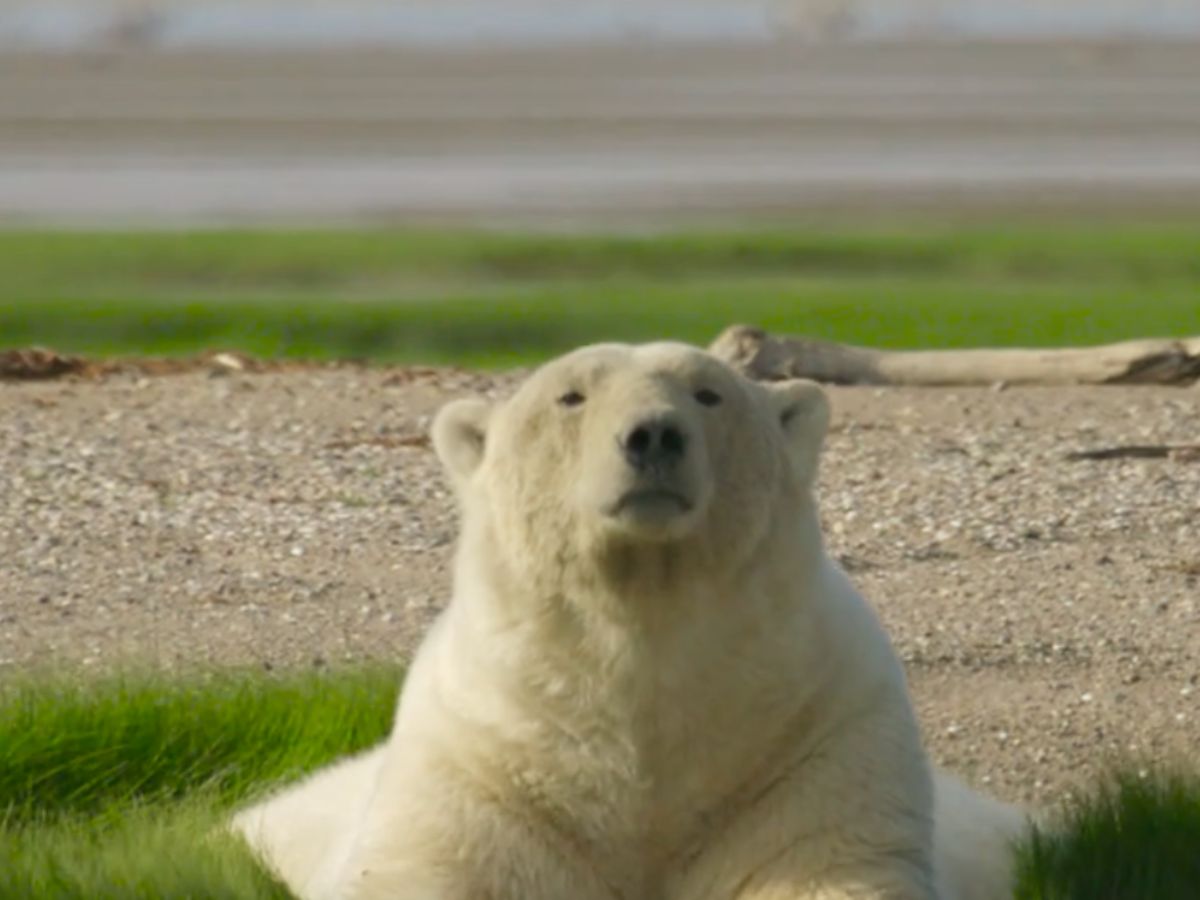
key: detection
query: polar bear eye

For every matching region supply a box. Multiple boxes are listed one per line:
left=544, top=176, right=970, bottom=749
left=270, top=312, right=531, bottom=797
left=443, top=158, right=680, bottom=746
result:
left=558, top=390, right=586, bottom=408
left=694, top=388, right=722, bottom=407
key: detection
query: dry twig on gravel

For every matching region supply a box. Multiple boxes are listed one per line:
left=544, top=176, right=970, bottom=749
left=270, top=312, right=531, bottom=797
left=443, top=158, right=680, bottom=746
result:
left=1066, top=444, right=1200, bottom=462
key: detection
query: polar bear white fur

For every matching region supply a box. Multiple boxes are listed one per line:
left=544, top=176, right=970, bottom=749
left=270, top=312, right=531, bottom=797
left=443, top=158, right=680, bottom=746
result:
left=233, top=341, right=1029, bottom=900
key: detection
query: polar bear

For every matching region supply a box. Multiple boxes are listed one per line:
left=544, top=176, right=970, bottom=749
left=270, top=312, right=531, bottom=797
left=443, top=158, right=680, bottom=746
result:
left=234, top=341, right=1028, bottom=900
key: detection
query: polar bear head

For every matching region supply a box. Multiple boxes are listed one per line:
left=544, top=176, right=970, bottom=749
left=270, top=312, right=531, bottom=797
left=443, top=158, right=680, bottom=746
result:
left=432, top=342, right=829, bottom=596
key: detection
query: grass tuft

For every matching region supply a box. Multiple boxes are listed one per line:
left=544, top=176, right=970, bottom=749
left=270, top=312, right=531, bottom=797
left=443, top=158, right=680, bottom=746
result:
left=0, top=797, right=294, bottom=900
left=0, top=666, right=399, bottom=823
left=1014, top=769, right=1200, bottom=900
left=0, top=667, right=400, bottom=899
left=0, top=672, right=403, bottom=825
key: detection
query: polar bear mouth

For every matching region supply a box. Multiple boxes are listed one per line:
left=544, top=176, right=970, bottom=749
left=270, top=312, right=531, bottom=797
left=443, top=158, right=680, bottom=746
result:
left=611, top=488, right=693, bottom=517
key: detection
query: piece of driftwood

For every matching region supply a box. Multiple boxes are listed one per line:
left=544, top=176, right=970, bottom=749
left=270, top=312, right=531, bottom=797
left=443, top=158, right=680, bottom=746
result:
left=0, top=347, right=87, bottom=380
left=1066, top=445, right=1200, bottom=462
left=710, top=325, right=1200, bottom=387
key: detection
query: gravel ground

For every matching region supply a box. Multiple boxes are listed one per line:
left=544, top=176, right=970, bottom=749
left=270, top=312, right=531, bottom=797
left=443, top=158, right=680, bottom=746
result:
left=2, top=363, right=1198, bottom=810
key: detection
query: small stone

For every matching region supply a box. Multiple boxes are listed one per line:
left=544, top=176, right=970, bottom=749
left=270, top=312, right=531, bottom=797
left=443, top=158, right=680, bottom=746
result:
left=209, top=352, right=247, bottom=375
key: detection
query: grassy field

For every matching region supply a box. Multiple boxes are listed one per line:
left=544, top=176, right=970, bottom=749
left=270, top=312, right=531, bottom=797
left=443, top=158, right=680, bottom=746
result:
left=3, top=669, right=1199, bottom=899
left=3, top=224, right=1199, bottom=365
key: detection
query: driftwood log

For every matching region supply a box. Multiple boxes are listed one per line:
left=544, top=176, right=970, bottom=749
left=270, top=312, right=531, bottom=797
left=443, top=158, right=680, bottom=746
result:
left=710, top=325, right=1200, bottom=387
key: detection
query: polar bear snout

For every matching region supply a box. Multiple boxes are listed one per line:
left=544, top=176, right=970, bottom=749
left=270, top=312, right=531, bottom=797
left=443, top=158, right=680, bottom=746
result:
left=620, top=412, right=689, bottom=472
left=594, top=403, right=709, bottom=539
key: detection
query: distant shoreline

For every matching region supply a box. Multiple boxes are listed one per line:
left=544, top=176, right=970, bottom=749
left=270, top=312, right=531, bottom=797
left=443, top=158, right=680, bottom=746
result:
left=3, top=1, right=1200, bottom=52
left=4, top=40, right=1199, bottom=225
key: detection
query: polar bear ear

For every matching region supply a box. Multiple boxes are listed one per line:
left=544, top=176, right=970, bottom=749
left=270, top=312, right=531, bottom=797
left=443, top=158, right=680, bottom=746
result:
left=765, top=379, right=830, bottom=485
left=432, top=398, right=493, bottom=485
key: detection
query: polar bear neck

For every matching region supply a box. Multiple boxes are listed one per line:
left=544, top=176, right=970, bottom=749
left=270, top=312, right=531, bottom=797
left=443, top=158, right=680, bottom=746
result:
left=420, top=497, right=860, bottom=865
left=448, top=495, right=830, bottom=672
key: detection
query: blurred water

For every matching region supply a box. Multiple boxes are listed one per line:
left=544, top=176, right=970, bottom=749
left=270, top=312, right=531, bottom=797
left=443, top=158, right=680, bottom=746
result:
left=4, top=7, right=1199, bottom=225
left=2, top=0, right=1199, bottom=50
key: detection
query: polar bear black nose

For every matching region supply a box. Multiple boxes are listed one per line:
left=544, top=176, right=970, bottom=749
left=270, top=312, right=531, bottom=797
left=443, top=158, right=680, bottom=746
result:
left=621, top=415, right=688, bottom=470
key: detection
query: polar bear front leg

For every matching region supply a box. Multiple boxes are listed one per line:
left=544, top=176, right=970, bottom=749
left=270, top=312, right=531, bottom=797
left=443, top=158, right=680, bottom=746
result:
left=677, top=799, right=940, bottom=900
left=675, top=718, right=940, bottom=900
left=730, top=857, right=939, bottom=900
left=717, top=821, right=940, bottom=900
left=332, top=762, right=621, bottom=900
left=336, top=825, right=620, bottom=900
left=337, top=849, right=618, bottom=900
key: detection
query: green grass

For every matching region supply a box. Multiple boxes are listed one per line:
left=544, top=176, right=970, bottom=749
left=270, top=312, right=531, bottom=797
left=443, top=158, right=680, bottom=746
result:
left=1, top=667, right=400, bottom=899
left=1014, top=771, right=1200, bottom=900
left=3, top=668, right=1199, bottom=898
left=1, top=799, right=293, bottom=900
left=3, top=224, right=1199, bottom=366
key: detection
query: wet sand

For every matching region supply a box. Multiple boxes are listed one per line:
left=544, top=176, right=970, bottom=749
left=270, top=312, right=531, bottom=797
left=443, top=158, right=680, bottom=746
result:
left=2, top=40, right=1200, bottom=225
